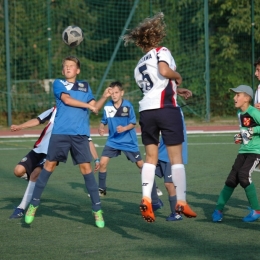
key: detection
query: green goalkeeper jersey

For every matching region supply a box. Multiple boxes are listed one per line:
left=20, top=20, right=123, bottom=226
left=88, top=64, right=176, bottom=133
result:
left=238, top=105, right=260, bottom=154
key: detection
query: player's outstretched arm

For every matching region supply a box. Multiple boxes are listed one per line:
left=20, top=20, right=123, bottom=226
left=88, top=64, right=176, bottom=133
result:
left=94, top=87, right=112, bottom=111
left=158, top=62, right=182, bottom=86
left=61, top=93, right=98, bottom=114
left=10, top=118, right=40, bottom=132
left=117, top=123, right=135, bottom=133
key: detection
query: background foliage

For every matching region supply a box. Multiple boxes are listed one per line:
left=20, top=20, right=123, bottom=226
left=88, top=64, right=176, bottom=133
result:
left=0, top=0, right=260, bottom=125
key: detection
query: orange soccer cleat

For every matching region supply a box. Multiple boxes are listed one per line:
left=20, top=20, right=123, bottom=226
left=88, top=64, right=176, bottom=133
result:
left=139, top=197, right=155, bottom=223
left=176, top=202, right=197, bottom=218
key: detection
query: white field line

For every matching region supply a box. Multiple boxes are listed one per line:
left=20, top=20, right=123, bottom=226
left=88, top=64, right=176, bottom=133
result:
left=0, top=130, right=238, bottom=139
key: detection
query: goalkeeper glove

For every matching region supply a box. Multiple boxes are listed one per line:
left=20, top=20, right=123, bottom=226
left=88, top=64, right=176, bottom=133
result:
left=234, top=133, right=242, bottom=144
left=241, top=127, right=253, bottom=140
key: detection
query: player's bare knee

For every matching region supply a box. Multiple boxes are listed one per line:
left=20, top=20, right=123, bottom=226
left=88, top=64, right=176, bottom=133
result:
left=13, top=165, right=26, bottom=178
left=99, top=162, right=107, bottom=172
left=136, top=160, right=143, bottom=169
left=44, top=160, right=57, bottom=172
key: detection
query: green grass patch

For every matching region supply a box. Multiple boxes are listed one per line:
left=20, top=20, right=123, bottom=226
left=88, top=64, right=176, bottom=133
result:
left=1, top=134, right=260, bottom=259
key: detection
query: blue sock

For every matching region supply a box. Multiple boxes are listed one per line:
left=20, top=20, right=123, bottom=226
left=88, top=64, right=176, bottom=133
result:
left=151, top=181, right=159, bottom=204
left=83, top=173, right=101, bottom=211
left=169, top=195, right=177, bottom=214
left=31, top=168, right=52, bottom=207
left=98, top=171, right=107, bottom=190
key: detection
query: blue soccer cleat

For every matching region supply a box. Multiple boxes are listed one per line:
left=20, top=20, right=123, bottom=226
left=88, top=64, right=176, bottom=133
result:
left=9, top=207, right=25, bottom=219
left=152, top=199, right=164, bottom=212
left=242, top=207, right=260, bottom=222
left=212, top=209, right=223, bottom=222
left=166, top=212, right=183, bottom=221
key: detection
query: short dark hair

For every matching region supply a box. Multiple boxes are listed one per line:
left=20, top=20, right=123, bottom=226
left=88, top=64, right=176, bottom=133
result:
left=109, top=81, right=123, bottom=90
left=254, top=57, right=260, bottom=67
left=62, top=56, right=81, bottom=69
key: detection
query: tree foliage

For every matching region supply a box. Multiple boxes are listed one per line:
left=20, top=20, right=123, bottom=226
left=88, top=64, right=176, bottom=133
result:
left=0, top=0, right=259, bottom=123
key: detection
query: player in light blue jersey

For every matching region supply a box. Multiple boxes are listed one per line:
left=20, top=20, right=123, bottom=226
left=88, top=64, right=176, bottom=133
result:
left=25, top=56, right=111, bottom=228
left=97, top=81, right=161, bottom=209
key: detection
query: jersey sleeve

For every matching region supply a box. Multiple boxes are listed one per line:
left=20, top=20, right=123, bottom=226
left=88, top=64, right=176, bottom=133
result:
left=157, top=47, right=175, bottom=69
left=53, top=79, right=70, bottom=99
left=129, top=103, right=137, bottom=125
left=37, top=107, right=55, bottom=124
left=86, top=84, right=95, bottom=103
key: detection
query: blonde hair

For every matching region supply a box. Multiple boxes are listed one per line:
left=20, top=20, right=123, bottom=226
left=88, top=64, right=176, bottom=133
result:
left=122, top=12, right=166, bottom=52
left=62, top=56, right=81, bottom=69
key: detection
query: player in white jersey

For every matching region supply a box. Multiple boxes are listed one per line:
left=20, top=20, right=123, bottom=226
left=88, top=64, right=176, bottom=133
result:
left=254, top=57, right=260, bottom=110
left=9, top=107, right=100, bottom=219
left=122, top=12, right=197, bottom=222
left=9, top=107, right=57, bottom=218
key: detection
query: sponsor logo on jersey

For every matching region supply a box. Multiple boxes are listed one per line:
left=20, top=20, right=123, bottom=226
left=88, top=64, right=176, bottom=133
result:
left=78, top=87, right=87, bottom=92
left=243, top=117, right=251, bottom=126
left=21, top=157, right=27, bottom=162
left=78, top=83, right=84, bottom=88
left=121, top=107, right=129, bottom=116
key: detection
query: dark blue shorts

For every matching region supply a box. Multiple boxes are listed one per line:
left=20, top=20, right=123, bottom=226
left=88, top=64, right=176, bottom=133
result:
left=155, top=160, right=173, bottom=183
left=18, top=150, right=46, bottom=179
left=47, top=134, right=92, bottom=165
left=139, top=107, right=184, bottom=145
left=101, top=145, right=142, bottom=163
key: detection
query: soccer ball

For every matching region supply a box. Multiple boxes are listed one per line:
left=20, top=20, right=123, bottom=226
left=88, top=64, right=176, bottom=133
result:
left=62, top=25, right=83, bottom=47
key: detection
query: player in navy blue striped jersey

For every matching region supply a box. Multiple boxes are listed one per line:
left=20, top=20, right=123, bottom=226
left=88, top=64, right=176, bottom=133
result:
left=25, top=56, right=111, bottom=228
left=97, top=81, right=160, bottom=206
left=9, top=107, right=100, bottom=219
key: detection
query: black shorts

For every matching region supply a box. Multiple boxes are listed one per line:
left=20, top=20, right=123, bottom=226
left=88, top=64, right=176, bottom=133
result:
left=46, top=134, right=92, bottom=165
left=139, top=107, right=184, bottom=145
left=101, top=145, right=142, bottom=163
left=18, top=150, right=46, bottom=179
left=226, top=153, right=260, bottom=188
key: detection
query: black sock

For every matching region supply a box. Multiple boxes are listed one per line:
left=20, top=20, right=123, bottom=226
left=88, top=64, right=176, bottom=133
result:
left=151, top=181, right=159, bottom=204
left=83, top=173, right=101, bottom=211
left=31, top=168, right=52, bottom=207
left=169, top=195, right=177, bottom=214
left=98, top=171, right=107, bottom=190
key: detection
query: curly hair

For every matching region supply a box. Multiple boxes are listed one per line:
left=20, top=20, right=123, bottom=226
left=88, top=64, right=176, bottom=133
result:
left=122, top=12, right=166, bottom=52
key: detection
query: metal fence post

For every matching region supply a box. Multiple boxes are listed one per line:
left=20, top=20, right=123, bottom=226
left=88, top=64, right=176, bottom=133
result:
left=4, top=0, right=12, bottom=126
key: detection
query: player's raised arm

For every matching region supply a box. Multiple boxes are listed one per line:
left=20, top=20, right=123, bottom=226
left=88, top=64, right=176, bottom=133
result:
left=61, top=93, right=98, bottom=114
left=10, top=118, right=40, bottom=132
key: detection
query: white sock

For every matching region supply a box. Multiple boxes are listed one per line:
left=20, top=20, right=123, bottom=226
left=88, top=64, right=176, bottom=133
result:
left=171, top=164, right=186, bottom=202
left=17, top=181, right=36, bottom=209
left=141, top=163, right=156, bottom=200
left=20, top=173, right=28, bottom=181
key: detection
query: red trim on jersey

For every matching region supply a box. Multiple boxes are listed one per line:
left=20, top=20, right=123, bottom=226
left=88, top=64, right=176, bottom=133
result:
left=155, top=47, right=163, bottom=52
left=160, top=80, right=176, bottom=108
left=34, top=122, right=51, bottom=149
left=160, top=88, right=166, bottom=108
